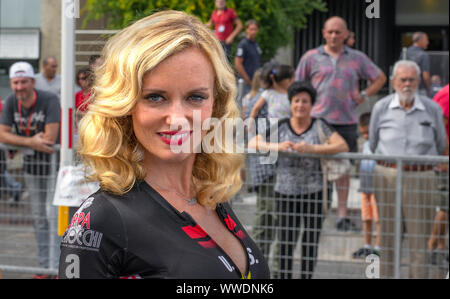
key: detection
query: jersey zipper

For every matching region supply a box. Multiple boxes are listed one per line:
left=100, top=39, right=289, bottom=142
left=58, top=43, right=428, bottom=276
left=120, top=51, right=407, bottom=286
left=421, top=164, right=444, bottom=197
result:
left=215, top=204, right=250, bottom=279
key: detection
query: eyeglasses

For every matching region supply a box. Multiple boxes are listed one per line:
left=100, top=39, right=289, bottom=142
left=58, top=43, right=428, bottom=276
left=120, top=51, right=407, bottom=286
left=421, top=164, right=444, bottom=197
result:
left=397, top=77, right=418, bottom=84
left=78, top=76, right=87, bottom=81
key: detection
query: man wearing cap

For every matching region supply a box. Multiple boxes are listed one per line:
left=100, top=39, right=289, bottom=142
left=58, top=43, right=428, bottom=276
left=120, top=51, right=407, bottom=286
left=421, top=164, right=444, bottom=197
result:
left=0, top=61, right=61, bottom=277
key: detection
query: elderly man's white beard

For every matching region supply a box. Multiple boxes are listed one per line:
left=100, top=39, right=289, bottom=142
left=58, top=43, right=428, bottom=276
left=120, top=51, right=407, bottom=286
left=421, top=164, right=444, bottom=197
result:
left=397, top=87, right=416, bottom=105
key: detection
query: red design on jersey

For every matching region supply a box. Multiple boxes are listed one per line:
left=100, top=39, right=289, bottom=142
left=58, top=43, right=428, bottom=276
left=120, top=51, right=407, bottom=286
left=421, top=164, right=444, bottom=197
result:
left=198, top=240, right=217, bottom=249
left=182, top=225, right=208, bottom=239
left=225, top=214, right=246, bottom=240
left=181, top=224, right=217, bottom=249
left=120, top=275, right=141, bottom=279
left=235, top=230, right=246, bottom=240
left=224, top=214, right=237, bottom=231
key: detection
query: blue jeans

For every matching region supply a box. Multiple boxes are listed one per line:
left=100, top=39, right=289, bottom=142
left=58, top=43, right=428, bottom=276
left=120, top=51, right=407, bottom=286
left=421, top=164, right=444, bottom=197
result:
left=24, top=173, right=60, bottom=269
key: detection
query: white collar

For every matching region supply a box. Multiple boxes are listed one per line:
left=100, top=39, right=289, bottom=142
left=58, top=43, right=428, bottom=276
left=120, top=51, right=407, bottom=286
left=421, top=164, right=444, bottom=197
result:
left=389, top=93, right=425, bottom=111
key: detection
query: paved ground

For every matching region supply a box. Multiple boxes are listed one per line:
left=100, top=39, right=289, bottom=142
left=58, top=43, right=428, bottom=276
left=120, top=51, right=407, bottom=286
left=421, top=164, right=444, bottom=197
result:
left=231, top=179, right=448, bottom=279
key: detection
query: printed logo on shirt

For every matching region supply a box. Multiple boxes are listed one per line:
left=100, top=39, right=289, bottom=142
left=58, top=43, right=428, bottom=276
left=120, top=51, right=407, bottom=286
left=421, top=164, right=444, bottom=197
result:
left=218, top=248, right=259, bottom=275
left=61, top=226, right=103, bottom=251
left=218, top=256, right=235, bottom=272
left=247, top=247, right=259, bottom=266
left=14, top=111, right=46, bottom=126
left=61, top=197, right=103, bottom=251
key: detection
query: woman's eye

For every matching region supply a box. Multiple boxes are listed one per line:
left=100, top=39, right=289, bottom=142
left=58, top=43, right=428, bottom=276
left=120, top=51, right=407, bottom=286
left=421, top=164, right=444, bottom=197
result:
left=189, top=94, right=208, bottom=102
left=144, top=94, right=164, bottom=102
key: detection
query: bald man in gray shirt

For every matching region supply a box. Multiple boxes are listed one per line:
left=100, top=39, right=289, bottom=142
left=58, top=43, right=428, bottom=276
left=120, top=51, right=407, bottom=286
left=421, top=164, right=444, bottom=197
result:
left=34, top=56, right=61, bottom=99
left=370, top=60, right=447, bottom=279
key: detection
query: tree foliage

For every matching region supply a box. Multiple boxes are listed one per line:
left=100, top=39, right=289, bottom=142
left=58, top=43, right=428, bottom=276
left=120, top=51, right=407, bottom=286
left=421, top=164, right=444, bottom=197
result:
left=82, top=0, right=327, bottom=61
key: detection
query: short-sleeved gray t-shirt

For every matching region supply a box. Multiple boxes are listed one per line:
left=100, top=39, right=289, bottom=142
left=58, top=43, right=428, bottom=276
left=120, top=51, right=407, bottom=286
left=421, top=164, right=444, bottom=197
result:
left=404, top=46, right=430, bottom=91
left=269, top=118, right=335, bottom=195
left=34, top=73, right=61, bottom=99
left=1, top=89, right=60, bottom=174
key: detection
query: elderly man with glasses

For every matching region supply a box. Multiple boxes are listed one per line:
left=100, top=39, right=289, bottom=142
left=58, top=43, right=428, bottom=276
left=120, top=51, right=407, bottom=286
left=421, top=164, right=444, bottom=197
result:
left=369, top=60, right=447, bottom=279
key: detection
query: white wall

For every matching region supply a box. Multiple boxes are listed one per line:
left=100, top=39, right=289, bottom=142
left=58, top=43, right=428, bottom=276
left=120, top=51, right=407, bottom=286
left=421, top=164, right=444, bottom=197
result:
left=0, top=0, right=41, bottom=28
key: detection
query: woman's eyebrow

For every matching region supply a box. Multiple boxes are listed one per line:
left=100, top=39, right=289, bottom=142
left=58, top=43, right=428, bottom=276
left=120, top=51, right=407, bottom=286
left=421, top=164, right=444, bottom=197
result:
left=142, top=88, right=167, bottom=93
left=142, top=87, right=210, bottom=93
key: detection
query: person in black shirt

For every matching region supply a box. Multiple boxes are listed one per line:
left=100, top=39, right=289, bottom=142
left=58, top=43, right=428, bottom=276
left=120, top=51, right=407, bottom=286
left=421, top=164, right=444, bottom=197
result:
left=58, top=10, right=270, bottom=279
left=235, top=19, right=262, bottom=98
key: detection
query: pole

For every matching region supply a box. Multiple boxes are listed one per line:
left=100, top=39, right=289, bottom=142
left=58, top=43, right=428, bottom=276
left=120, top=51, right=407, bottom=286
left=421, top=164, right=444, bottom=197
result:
left=61, top=0, right=75, bottom=166
left=393, top=159, right=403, bottom=279
left=58, top=0, right=76, bottom=237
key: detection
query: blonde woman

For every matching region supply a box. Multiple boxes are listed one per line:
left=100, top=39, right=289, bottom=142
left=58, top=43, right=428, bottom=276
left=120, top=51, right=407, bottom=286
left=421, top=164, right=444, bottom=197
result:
left=58, top=10, right=269, bottom=279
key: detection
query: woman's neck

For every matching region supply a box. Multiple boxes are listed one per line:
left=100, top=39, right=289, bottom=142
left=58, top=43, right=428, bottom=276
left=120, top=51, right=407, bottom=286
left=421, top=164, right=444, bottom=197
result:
left=290, top=116, right=312, bottom=133
left=143, top=154, right=196, bottom=197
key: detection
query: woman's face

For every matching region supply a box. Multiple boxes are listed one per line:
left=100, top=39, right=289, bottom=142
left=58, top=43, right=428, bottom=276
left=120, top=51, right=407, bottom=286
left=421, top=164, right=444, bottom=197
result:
left=290, top=91, right=313, bottom=119
left=131, top=47, right=215, bottom=164
left=78, top=72, right=90, bottom=91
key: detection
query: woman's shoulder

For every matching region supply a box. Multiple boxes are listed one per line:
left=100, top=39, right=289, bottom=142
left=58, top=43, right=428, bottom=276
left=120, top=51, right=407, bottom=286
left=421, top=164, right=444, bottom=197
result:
left=68, top=190, right=125, bottom=231
left=314, top=118, right=335, bottom=131
left=267, top=118, right=290, bottom=132
left=277, top=118, right=290, bottom=127
left=67, top=184, right=147, bottom=232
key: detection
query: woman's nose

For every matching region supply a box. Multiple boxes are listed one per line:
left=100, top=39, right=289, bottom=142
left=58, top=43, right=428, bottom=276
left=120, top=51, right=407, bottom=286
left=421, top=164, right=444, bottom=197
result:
left=165, top=102, right=190, bottom=129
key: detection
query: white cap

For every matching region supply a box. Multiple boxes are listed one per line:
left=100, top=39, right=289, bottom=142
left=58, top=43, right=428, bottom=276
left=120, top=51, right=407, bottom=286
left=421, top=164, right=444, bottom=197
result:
left=9, top=62, right=35, bottom=79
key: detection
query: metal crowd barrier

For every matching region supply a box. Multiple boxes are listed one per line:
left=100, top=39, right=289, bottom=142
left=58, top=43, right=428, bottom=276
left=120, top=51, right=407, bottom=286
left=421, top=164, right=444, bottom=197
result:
left=0, top=143, right=448, bottom=279
left=233, top=151, right=449, bottom=279
left=0, top=144, right=59, bottom=278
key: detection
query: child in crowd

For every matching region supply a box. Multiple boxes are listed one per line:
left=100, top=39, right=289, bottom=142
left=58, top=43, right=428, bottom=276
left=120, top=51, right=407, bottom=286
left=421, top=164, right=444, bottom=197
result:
left=353, top=113, right=381, bottom=258
left=248, top=64, right=294, bottom=127
left=430, top=75, right=443, bottom=99
left=242, top=68, right=265, bottom=121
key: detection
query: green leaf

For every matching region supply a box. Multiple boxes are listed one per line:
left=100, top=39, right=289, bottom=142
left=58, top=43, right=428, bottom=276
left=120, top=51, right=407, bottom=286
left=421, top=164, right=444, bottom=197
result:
left=82, top=0, right=327, bottom=61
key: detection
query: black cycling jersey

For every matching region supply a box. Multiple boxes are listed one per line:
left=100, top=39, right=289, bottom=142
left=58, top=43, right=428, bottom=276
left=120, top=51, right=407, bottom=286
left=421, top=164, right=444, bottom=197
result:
left=58, top=181, right=270, bottom=279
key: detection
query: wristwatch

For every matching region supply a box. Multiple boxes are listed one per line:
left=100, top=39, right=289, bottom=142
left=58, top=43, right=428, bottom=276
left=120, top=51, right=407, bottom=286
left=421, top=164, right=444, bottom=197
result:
left=361, top=90, right=369, bottom=101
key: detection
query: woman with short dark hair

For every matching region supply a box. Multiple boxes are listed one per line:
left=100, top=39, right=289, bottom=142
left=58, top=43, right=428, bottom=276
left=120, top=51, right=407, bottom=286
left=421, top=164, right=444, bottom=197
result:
left=249, top=80, right=349, bottom=279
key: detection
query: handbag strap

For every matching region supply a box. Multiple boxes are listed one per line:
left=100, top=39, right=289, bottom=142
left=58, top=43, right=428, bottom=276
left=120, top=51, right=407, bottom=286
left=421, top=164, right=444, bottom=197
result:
left=316, top=119, right=330, bottom=215
left=316, top=119, right=327, bottom=144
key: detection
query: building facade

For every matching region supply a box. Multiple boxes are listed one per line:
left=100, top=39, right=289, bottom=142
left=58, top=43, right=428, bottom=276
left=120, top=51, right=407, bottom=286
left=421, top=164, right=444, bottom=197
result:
left=293, top=0, right=449, bottom=94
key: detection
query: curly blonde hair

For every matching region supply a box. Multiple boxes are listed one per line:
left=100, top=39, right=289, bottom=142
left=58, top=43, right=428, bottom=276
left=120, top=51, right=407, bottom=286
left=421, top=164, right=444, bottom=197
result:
left=77, top=10, right=244, bottom=207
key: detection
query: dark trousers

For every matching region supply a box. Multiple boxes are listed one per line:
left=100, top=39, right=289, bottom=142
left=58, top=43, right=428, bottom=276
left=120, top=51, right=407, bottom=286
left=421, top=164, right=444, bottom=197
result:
left=276, top=190, right=331, bottom=279
left=329, top=124, right=358, bottom=153
left=220, top=41, right=232, bottom=61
